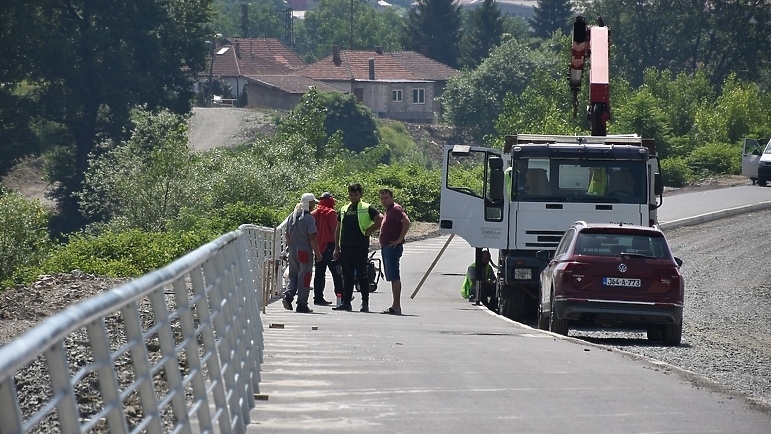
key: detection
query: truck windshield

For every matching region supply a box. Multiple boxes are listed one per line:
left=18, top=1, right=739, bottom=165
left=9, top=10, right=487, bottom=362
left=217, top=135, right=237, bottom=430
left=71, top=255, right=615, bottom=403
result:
left=511, top=158, right=646, bottom=204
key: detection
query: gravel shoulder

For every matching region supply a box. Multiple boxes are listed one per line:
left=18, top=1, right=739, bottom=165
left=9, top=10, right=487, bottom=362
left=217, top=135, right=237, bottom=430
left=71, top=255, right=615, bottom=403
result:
left=570, top=208, right=771, bottom=410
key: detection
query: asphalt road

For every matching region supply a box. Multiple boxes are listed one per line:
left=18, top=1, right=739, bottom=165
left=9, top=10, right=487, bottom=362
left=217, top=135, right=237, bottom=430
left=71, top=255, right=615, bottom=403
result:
left=249, top=187, right=771, bottom=433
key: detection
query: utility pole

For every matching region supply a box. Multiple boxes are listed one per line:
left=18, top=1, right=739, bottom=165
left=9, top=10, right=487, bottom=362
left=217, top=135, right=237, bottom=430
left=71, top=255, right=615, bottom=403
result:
left=207, top=39, right=215, bottom=107
left=350, top=0, right=353, bottom=49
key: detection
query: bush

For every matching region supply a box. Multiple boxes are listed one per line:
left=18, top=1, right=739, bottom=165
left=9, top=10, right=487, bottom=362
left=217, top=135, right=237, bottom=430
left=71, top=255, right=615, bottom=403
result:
left=685, top=143, right=740, bottom=177
left=660, top=157, right=693, bottom=187
left=0, top=192, right=52, bottom=287
left=42, top=229, right=217, bottom=277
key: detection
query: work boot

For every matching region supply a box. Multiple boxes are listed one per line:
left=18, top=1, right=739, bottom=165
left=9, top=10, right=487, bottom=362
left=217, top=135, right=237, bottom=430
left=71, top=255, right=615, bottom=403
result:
left=282, top=297, right=293, bottom=310
left=360, top=303, right=369, bottom=313
left=296, top=304, right=313, bottom=314
left=333, top=303, right=352, bottom=311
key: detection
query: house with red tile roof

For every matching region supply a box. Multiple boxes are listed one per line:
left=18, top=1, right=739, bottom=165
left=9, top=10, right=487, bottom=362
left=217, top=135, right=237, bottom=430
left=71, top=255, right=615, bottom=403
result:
left=202, top=39, right=459, bottom=123
left=298, top=46, right=459, bottom=123
left=244, top=75, right=347, bottom=111
left=201, top=38, right=311, bottom=106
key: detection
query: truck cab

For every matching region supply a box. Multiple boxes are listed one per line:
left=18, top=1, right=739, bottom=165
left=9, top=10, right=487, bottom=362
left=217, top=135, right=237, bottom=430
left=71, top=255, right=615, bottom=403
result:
left=741, top=138, right=771, bottom=186
left=440, top=134, right=664, bottom=322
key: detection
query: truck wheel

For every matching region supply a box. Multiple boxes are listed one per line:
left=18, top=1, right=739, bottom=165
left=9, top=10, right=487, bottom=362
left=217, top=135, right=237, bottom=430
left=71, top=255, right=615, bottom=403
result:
left=510, top=287, right=527, bottom=322
left=662, top=321, right=682, bottom=346
left=498, top=298, right=513, bottom=318
left=646, top=328, right=663, bottom=342
left=548, top=290, right=569, bottom=336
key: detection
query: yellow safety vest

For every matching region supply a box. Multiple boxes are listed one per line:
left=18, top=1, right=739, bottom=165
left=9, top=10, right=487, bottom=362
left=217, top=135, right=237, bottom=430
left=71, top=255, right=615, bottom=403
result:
left=339, top=201, right=374, bottom=238
left=461, top=262, right=493, bottom=299
left=504, top=167, right=512, bottom=198
left=587, top=168, right=607, bottom=196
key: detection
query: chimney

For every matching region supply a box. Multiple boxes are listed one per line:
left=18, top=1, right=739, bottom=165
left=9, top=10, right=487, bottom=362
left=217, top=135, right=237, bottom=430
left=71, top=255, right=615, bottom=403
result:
left=420, top=44, right=428, bottom=57
left=234, top=42, right=241, bottom=58
left=332, top=45, right=341, bottom=65
left=375, top=46, right=383, bottom=55
left=368, top=58, right=375, bottom=80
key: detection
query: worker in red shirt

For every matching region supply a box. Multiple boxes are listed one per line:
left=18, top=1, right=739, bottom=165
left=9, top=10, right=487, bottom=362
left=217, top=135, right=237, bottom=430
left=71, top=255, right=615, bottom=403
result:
left=311, top=192, right=343, bottom=305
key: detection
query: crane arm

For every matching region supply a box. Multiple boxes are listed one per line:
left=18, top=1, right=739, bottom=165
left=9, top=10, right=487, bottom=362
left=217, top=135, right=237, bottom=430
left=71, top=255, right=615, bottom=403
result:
left=569, top=16, right=610, bottom=136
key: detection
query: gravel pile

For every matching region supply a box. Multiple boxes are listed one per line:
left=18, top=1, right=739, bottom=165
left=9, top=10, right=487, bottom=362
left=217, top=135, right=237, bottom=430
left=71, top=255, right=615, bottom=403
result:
left=570, top=209, right=771, bottom=411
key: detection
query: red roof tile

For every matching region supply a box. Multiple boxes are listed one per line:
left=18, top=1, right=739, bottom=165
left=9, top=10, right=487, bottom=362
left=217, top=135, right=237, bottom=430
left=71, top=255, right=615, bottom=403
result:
left=206, top=38, right=307, bottom=78
left=389, top=51, right=460, bottom=81
left=299, top=50, right=434, bottom=81
left=245, top=75, right=347, bottom=94
left=229, top=38, right=306, bottom=69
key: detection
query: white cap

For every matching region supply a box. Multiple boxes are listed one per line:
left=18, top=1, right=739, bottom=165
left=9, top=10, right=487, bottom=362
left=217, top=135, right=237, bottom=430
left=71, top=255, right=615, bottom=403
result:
left=301, top=193, right=318, bottom=204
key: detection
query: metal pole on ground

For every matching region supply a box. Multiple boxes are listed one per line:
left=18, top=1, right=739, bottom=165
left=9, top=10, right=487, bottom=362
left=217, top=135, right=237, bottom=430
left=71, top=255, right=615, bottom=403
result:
left=410, top=234, right=454, bottom=299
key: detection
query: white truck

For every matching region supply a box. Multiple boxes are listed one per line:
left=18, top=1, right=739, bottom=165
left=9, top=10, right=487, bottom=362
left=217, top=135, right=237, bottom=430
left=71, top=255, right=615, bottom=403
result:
left=741, top=137, right=771, bottom=186
left=439, top=134, right=664, bottom=321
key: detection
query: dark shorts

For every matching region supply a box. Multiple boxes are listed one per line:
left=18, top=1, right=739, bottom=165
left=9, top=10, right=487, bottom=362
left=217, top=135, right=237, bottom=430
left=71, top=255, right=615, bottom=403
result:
left=381, top=244, right=403, bottom=282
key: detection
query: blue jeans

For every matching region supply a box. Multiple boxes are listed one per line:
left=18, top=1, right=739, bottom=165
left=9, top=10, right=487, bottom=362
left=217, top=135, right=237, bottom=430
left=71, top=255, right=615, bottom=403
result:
left=381, top=244, right=403, bottom=282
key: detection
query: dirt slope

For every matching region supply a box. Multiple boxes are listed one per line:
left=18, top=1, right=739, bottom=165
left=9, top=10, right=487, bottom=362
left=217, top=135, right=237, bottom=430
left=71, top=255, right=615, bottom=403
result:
left=188, top=107, right=276, bottom=151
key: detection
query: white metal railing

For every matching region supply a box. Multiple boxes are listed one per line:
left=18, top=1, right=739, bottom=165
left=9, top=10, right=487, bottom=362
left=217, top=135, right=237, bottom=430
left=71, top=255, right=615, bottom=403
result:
left=0, top=224, right=279, bottom=434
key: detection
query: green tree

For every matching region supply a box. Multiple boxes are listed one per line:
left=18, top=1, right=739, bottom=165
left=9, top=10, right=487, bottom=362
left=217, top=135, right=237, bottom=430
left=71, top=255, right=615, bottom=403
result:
left=211, top=0, right=287, bottom=38
left=441, top=35, right=564, bottom=142
left=0, top=192, right=51, bottom=286
left=642, top=69, right=714, bottom=138
left=460, top=0, right=505, bottom=70
left=401, top=0, right=463, bottom=68
left=609, top=87, right=673, bottom=158
left=691, top=75, right=771, bottom=145
left=278, top=89, right=379, bottom=156
left=495, top=74, right=585, bottom=141
left=13, top=0, right=212, bottom=234
left=0, top=3, right=44, bottom=175
left=528, top=0, right=573, bottom=39
left=294, top=0, right=404, bottom=62
left=80, top=109, right=197, bottom=232
left=584, top=0, right=771, bottom=88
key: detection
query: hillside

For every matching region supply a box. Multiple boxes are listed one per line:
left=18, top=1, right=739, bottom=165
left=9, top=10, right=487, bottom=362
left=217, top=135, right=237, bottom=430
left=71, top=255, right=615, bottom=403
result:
left=0, top=108, right=749, bottom=207
left=0, top=108, right=457, bottom=206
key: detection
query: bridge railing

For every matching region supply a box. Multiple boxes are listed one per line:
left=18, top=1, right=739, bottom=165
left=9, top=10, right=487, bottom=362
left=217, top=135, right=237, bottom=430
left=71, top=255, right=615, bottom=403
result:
left=0, top=224, right=277, bottom=434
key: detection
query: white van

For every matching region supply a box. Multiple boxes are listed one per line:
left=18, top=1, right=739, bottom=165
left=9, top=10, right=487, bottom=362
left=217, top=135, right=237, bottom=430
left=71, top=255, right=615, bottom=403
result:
left=741, top=138, right=771, bottom=186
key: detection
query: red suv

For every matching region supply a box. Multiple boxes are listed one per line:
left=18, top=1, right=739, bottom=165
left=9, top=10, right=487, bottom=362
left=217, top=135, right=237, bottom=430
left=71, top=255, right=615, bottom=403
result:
left=536, top=221, right=685, bottom=345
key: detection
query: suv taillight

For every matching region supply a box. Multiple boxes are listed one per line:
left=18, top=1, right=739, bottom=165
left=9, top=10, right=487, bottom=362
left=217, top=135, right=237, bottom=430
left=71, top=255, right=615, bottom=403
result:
left=559, top=261, right=592, bottom=289
left=654, top=266, right=682, bottom=292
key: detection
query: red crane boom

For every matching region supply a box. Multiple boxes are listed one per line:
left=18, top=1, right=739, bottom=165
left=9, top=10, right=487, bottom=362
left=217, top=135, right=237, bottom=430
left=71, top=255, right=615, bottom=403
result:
left=569, top=16, right=610, bottom=136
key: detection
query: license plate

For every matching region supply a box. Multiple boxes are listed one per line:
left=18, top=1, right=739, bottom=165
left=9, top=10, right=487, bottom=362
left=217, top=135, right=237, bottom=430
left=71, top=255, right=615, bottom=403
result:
left=603, top=277, right=641, bottom=287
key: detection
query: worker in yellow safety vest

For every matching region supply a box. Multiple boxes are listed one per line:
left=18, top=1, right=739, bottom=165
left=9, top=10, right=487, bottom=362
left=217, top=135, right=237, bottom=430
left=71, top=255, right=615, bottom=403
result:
left=461, top=249, right=498, bottom=311
left=333, top=183, right=383, bottom=312
left=587, top=167, right=607, bottom=196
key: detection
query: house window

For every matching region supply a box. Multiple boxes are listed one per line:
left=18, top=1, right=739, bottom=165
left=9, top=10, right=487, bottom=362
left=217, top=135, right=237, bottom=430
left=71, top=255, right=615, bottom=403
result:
left=412, top=88, right=425, bottom=104
left=392, top=90, right=403, bottom=102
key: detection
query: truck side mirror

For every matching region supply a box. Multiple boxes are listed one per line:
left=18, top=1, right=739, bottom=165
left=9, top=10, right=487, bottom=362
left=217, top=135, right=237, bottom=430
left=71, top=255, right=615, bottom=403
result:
left=654, top=173, right=664, bottom=196
left=488, top=156, right=504, bottom=202
left=535, top=250, right=552, bottom=261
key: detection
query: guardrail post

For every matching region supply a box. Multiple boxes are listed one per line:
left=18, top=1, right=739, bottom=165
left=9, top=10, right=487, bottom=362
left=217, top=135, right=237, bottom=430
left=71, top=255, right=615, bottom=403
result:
left=88, top=319, right=130, bottom=433
left=45, top=341, right=82, bottom=434
left=0, top=377, right=24, bottom=434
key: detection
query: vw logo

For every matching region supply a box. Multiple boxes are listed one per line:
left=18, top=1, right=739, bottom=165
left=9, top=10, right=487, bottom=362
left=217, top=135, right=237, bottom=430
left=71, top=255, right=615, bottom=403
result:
left=618, top=263, right=627, bottom=273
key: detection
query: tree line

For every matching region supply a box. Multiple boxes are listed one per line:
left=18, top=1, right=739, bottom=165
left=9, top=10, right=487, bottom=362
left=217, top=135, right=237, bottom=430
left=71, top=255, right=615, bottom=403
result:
left=1, top=0, right=771, bottom=248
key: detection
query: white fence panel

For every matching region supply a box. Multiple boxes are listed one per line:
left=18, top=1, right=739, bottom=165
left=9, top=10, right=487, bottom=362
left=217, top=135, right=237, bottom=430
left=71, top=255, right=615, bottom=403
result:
left=0, top=224, right=276, bottom=434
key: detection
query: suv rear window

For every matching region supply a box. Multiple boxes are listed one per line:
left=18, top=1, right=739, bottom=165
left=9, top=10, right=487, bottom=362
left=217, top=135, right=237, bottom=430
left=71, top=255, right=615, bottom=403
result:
left=575, top=232, right=670, bottom=259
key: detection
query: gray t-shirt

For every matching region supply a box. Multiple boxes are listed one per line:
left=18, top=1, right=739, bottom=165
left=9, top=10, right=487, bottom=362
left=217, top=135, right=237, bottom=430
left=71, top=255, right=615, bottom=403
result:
left=287, top=211, right=317, bottom=252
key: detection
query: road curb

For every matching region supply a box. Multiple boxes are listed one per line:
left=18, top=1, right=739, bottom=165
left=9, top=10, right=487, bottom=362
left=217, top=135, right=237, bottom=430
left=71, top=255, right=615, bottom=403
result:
left=659, top=200, right=771, bottom=231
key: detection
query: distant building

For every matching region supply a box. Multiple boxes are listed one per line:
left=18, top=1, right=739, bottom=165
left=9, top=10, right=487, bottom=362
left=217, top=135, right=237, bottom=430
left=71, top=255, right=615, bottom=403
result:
left=453, top=0, right=538, bottom=19
left=202, top=39, right=459, bottom=123
left=299, top=46, right=459, bottom=123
